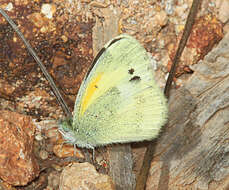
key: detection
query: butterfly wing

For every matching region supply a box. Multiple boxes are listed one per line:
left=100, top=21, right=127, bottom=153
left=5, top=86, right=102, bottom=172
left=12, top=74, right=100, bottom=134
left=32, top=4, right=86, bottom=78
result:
left=61, top=34, right=168, bottom=148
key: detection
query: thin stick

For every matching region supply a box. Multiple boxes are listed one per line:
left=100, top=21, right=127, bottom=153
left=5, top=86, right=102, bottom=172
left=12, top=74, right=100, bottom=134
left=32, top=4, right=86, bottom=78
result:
left=0, top=8, right=72, bottom=118
left=164, top=0, right=201, bottom=98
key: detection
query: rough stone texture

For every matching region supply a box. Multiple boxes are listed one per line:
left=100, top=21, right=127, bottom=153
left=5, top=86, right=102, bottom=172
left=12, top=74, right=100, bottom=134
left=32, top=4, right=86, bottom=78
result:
left=168, top=14, right=223, bottom=77
left=53, top=144, right=84, bottom=159
left=0, top=110, right=39, bottom=186
left=146, top=32, right=229, bottom=190
left=59, top=162, right=115, bottom=190
left=0, top=1, right=94, bottom=120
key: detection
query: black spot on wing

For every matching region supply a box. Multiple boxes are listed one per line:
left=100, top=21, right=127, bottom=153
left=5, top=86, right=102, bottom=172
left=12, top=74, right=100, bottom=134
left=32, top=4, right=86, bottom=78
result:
left=128, top=68, right=134, bottom=75
left=129, top=76, right=141, bottom=82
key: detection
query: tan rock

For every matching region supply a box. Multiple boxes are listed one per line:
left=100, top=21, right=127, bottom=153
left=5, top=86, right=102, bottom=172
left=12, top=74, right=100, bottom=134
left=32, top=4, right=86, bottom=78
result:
left=59, top=162, right=115, bottom=190
left=53, top=144, right=85, bottom=159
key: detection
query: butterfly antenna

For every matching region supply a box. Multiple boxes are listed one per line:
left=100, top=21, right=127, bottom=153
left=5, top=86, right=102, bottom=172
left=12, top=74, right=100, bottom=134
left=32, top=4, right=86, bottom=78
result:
left=0, top=8, right=72, bottom=118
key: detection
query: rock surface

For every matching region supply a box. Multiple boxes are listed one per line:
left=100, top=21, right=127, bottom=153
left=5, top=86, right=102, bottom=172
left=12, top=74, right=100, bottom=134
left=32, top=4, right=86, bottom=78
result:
left=59, top=162, right=115, bottom=190
left=0, top=110, right=39, bottom=186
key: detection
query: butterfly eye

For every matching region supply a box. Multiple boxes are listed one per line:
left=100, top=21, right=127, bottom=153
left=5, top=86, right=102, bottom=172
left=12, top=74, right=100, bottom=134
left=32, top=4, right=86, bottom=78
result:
left=61, top=125, right=70, bottom=132
left=59, top=117, right=73, bottom=132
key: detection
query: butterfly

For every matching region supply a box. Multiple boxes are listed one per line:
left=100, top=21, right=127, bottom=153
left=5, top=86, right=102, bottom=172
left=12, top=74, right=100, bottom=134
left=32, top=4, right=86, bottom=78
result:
left=58, top=34, right=168, bottom=149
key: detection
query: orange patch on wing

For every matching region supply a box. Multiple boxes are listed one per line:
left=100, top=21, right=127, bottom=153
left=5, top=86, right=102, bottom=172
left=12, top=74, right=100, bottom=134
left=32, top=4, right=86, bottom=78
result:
left=80, top=73, right=103, bottom=116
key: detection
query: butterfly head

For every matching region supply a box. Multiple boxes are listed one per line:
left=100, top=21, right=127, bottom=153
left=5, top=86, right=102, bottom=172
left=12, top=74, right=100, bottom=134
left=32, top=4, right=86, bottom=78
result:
left=58, top=117, right=95, bottom=149
left=58, top=117, right=75, bottom=142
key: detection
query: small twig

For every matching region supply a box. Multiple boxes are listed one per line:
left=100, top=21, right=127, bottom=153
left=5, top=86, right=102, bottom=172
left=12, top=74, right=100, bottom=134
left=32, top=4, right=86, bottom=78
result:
left=164, top=0, right=201, bottom=98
